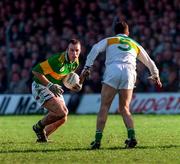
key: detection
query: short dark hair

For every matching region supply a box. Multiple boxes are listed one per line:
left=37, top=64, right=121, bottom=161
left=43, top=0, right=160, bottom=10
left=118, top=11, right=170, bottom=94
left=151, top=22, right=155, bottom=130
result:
left=114, top=21, right=129, bottom=35
left=69, top=39, right=81, bottom=45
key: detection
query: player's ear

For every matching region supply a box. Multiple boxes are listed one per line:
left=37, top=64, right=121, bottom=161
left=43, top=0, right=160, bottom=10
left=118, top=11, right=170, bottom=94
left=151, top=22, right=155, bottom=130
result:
left=78, top=43, right=81, bottom=53
left=79, top=48, right=81, bottom=54
left=126, top=30, right=129, bottom=36
left=126, top=27, right=129, bottom=36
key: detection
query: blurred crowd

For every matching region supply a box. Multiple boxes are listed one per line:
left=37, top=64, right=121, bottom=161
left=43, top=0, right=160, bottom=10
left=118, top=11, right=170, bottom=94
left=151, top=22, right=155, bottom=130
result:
left=0, top=0, right=179, bottom=94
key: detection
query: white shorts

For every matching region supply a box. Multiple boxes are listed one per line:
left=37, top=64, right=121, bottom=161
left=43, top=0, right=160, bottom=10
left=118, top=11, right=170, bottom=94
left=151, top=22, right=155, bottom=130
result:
left=102, top=64, right=136, bottom=89
left=32, top=81, right=65, bottom=106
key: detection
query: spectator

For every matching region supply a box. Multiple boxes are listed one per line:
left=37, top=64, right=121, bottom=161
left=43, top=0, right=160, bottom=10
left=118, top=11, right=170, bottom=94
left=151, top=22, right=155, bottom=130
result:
left=0, top=0, right=178, bottom=93
left=0, top=60, right=7, bottom=93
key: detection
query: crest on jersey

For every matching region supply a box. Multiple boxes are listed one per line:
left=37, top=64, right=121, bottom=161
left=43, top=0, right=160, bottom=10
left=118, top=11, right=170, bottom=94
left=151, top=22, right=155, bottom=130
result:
left=59, top=66, right=65, bottom=72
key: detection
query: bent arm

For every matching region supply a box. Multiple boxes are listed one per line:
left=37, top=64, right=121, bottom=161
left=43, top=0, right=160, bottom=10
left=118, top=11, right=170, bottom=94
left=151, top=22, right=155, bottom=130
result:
left=85, top=38, right=107, bottom=67
left=32, top=71, right=50, bottom=86
left=137, top=46, right=159, bottom=77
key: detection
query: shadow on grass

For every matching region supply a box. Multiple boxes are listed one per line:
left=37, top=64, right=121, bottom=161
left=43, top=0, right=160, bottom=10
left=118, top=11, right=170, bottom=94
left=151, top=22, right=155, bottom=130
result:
left=106, top=144, right=180, bottom=150
left=0, top=143, right=180, bottom=154
left=136, top=145, right=180, bottom=149
left=0, top=148, right=90, bottom=154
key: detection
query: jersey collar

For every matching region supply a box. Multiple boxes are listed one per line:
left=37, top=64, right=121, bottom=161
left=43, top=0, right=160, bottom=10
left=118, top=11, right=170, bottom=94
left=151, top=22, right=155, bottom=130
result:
left=65, top=51, right=70, bottom=62
left=116, top=34, right=128, bottom=37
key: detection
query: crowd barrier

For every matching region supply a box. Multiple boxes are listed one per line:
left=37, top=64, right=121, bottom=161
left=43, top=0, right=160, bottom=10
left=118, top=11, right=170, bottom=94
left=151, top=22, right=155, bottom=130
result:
left=0, top=93, right=179, bottom=115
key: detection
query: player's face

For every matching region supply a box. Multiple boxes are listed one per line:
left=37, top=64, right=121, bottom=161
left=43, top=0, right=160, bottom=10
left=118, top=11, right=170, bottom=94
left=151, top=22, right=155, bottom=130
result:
left=67, top=43, right=81, bottom=62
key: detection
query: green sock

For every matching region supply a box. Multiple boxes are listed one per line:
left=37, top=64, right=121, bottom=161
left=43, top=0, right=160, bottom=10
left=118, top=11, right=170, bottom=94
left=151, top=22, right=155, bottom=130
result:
left=127, top=128, right=135, bottom=139
left=36, top=120, right=45, bottom=129
left=95, top=130, right=103, bottom=142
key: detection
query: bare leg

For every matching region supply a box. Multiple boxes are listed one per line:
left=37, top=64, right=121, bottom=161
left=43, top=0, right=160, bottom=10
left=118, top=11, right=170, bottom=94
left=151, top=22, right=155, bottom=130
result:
left=41, top=97, right=68, bottom=126
left=118, top=89, right=137, bottom=148
left=118, top=89, right=134, bottom=129
left=91, top=84, right=117, bottom=149
left=96, top=84, right=117, bottom=131
left=45, top=116, right=67, bottom=137
left=33, top=96, right=68, bottom=142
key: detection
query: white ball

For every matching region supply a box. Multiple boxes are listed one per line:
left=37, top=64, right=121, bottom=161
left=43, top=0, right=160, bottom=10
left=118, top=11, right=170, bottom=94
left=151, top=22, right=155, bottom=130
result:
left=63, top=72, right=82, bottom=91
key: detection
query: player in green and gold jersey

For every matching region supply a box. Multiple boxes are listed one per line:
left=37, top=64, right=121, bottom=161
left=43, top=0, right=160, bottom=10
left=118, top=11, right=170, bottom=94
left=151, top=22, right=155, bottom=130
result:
left=32, top=39, right=81, bottom=142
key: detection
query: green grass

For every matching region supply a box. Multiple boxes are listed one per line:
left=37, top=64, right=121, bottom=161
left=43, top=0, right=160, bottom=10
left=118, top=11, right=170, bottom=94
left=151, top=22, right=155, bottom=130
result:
left=0, top=115, right=180, bottom=164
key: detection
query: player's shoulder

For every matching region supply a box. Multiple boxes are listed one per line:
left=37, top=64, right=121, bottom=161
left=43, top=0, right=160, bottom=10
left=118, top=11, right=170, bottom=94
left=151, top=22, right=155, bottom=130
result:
left=116, top=34, right=141, bottom=46
left=130, top=38, right=141, bottom=46
left=98, top=36, right=118, bottom=44
left=58, top=51, right=66, bottom=63
left=51, top=51, right=66, bottom=59
left=54, top=51, right=65, bottom=57
left=47, top=51, right=66, bottom=64
left=126, top=36, right=141, bottom=47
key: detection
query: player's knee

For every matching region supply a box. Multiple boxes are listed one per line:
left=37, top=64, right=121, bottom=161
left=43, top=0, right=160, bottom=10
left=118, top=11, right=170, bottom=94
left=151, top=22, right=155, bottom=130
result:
left=56, top=110, right=67, bottom=120
left=56, top=105, right=68, bottom=118
left=64, top=108, right=69, bottom=115
left=119, top=106, right=130, bottom=115
left=62, top=115, right=68, bottom=123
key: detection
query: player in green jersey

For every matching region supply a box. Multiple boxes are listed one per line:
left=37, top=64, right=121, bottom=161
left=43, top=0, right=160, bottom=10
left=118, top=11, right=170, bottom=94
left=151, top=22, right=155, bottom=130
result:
left=32, top=39, right=81, bottom=142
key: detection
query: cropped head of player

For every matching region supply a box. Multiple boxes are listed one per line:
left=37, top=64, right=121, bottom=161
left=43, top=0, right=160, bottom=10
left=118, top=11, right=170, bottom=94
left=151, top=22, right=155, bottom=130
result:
left=67, top=39, right=81, bottom=62
left=114, top=21, right=129, bottom=36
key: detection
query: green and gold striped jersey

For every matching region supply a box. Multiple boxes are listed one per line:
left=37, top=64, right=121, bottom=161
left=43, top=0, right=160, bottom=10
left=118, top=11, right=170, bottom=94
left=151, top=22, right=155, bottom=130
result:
left=32, top=51, right=79, bottom=85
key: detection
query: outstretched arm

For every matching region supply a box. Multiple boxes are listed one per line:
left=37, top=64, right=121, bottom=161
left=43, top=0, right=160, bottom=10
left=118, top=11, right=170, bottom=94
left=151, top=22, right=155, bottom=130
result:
left=84, top=38, right=107, bottom=67
left=80, top=38, right=107, bottom=84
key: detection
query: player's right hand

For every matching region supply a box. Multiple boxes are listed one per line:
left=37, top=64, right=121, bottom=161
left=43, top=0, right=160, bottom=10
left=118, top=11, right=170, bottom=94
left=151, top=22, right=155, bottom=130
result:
left=72, top=83, right=82, bottom=92
left=47, top=82, right=64, bottom=96
left=79, top=66, right=91, bottom=84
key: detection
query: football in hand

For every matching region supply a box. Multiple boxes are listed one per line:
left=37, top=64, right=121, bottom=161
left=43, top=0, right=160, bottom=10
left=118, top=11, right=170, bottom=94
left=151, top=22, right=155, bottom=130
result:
left=63, top=72, right=82, bottom=92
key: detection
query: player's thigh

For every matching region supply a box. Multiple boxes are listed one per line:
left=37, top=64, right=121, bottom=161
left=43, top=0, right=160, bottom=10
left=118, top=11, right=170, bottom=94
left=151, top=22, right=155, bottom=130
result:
left=43, top=97, right=68, bottom=115
left=32, top=81, right=68, bottom=115
left=119, top=89, right=133, bottom=109
left=32, top=81, right=54, bottom=106
left=101, top=83, right=117, bottom=108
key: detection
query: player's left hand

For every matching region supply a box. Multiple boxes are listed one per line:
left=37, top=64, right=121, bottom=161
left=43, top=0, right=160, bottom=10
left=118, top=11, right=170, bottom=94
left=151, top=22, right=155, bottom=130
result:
left=148, top=75, right=162, bottom=88
left=47, top=83, right=64, bottom=96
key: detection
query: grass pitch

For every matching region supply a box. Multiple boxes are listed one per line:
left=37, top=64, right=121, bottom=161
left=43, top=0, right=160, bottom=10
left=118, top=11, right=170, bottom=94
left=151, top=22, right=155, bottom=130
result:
left=0, top=115, right=180, bottom=164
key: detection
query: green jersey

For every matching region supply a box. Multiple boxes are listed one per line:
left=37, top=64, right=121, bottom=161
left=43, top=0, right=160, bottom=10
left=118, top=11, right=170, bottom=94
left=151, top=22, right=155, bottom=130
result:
left=32, top=51, right=79, bottom=85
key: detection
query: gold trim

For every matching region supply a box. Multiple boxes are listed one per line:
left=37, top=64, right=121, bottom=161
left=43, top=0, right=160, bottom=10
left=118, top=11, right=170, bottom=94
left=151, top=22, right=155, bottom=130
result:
left=40, top=60, right=53, bottom=74
left=107, top=38, right=139, bottom=54
left=129, top=42, right=139, bottom=54
left=40, top=60, right=67, bottom=80
left=49, top=72, right=66, bottom=80
left=108, top=38, right=119, bottom=45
